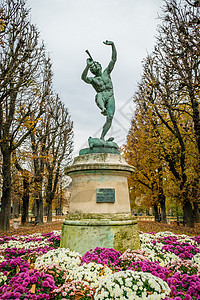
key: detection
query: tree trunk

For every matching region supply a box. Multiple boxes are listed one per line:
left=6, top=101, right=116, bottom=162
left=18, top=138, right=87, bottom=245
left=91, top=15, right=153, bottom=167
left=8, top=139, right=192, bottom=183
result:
left=34, top=172, right=44, bottom=225
left=183, top=200, right=194, bottom=228
left=38, top=195, right=43, bottom=224
left=193, top=202, right=200, bottom=223
left=12, top=199, right=19, bottom=218
left=158, top=166, right=167, bottom=223
left=0, top=149, right=11, bottom=231
left=46, top=170, right=53, bottom=223
left=160, top=197, right=167, bottom=223
left=153, top=204, right=160, bottom=222
left=21, top=174, right=30, bottom=225
left=35, top=191, right=43, bottom=225
left=190, top=94, right=200, bottom=154
left=46, top=200, right=52, bottom=223
left=45, top=166, right=60, bottom=223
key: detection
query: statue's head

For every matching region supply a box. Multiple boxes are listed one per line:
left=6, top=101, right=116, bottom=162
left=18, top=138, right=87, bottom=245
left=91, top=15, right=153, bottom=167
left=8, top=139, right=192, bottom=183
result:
left=90, top=61, right=102, bottom=75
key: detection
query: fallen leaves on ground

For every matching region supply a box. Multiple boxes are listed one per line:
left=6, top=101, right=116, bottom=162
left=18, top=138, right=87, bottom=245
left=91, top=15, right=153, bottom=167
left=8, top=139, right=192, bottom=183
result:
left=138, top=220, right=200, bottom=236
left=0, top=219, right=199, bottom=237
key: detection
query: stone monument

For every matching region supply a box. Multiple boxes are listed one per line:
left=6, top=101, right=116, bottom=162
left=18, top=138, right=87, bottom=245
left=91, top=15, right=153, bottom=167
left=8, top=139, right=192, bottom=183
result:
left=60, top=41, right=140, bottom=255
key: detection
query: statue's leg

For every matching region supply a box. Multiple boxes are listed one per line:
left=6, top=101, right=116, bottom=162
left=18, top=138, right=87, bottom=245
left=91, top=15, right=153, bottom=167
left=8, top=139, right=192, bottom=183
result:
left=95, top=94, right=107, bottom=116
left=100, top=96, right=115, bottom=140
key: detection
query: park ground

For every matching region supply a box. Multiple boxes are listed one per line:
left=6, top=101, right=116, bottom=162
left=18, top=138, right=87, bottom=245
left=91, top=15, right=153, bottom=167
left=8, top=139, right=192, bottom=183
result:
left=0, top=217, right=199, bottom=237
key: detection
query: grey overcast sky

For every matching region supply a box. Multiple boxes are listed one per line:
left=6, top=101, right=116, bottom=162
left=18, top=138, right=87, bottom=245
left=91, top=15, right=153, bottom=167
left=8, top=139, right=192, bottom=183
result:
left=27, top=0, right=163, bottom=156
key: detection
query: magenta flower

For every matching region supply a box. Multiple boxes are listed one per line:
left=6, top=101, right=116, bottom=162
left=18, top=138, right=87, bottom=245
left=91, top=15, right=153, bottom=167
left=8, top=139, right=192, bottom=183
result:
left=30, top=276, right=37, bottom=284
left=0, top=269, right=57, bottom=299
left=42, top=280, right=50, bottom=287
left=82, top=247, right=122, bottom=270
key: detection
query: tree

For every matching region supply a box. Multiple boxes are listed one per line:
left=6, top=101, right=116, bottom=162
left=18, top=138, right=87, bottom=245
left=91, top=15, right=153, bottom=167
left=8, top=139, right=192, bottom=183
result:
left=153, top=0, right=200, bottom=224
left=185, top=0, right=200, bottom=7
left=13, top=149, right=30, bottom=224
left=123, top=94, right=168, bottom=223
left=0, top=0, right=9, bottom=48
left=30, top=92, right=73, bottom=224
left=0, top=0, right=45, bottom=230
left=142, top=55, right=195, bottom=227
left=156, top=0, right=200, bottom=154
left=125, top=0, right=200, bottom=227
left=10, top=165, right=22, bottom=217
left=124, top=0, right=200, bottom=227
left=45, top=95, right=73, bottom=223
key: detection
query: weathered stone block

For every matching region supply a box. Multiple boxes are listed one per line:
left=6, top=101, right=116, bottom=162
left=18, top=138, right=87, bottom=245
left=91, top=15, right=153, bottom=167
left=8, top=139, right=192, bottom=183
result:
left=60, top=215, right=140, bottom=255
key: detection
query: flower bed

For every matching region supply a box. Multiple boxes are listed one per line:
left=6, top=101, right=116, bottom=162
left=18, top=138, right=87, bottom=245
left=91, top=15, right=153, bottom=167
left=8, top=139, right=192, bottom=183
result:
left=0, top=230, right=199, bottom=299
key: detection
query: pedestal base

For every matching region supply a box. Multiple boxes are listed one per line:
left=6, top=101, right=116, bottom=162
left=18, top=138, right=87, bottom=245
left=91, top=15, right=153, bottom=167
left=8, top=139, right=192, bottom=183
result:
left=60, top=213, right=140, bottom=255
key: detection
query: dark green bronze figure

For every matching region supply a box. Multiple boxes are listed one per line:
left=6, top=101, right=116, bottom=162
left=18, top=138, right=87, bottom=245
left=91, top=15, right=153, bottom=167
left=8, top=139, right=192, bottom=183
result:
left=81, top=41, right=117, bottom=141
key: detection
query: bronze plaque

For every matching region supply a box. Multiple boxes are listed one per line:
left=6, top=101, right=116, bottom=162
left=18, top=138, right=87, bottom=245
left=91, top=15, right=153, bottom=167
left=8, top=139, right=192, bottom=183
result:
left=96, top=188, right=115, bottom=203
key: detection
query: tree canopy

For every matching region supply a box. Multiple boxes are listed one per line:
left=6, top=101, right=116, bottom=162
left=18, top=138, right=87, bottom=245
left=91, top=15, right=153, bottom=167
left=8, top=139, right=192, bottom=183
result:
left=0, top=0, right=73, bottom=231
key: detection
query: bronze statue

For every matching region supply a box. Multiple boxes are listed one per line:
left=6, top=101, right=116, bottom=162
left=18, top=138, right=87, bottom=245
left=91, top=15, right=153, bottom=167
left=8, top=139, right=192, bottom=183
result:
left=81, top=41, right=117, bottom=141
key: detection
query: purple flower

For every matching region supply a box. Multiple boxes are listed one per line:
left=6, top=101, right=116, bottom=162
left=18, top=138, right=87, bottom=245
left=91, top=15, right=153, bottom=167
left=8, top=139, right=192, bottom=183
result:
left=82, top=247, right=122, bottom=270
left=42, top=280, right=50, bottom=287
left=30, top=276, right=37, bottom=284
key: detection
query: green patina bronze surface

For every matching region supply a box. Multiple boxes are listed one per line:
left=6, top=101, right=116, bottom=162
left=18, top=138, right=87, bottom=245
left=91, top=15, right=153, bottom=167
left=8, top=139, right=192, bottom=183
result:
left=81, top=40, right=119, bottom=153
left=79, top=137, right=120, bottom=155
left=79, top=146, right=120, bottom=156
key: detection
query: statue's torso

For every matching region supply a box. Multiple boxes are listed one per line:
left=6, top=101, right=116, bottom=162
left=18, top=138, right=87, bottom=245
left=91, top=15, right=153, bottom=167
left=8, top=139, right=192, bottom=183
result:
left=91, top=70, right=113, bottom=94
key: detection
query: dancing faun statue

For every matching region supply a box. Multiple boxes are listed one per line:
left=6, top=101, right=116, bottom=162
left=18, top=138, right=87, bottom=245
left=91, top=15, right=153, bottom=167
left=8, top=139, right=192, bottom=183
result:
left=81, top=40, right=117, bottom=142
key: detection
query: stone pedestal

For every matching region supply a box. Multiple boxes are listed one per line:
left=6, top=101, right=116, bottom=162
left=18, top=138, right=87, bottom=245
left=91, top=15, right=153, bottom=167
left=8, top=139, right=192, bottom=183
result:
left=60, top=153, right=140, bottom=254
left=60, top=213, right=140, bottom=255
left=67, top=153, right=133, bottom=214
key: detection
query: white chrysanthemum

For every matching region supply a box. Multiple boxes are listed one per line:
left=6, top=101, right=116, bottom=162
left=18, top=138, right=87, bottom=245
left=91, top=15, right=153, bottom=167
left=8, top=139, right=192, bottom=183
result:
left=27, top=233, right=43, bottom=238
left=66, top=262, right=112, bottom=288
left=35, top=247, right=81, bottom=270
left=0, top=256, right=5, bottom=263
left=0, top=239, right=50, bottom=250
left=175, top=234, right=198, bottom=246
left=0, top=271, right=7, bottom=286
left=51, top=230, right=61, bottom=235
left=139, top=231, right=200, bottom=267
left=94, top=270, right=171, bottom=300
left=140, top=244, right=179, bottom=267
left=192, top=253, right=200, bottom=268
left=139, top=233, right=155, bottom=244
left=0, top=232, right=62, bottom=251
left=155, top=231, right=176, bottom=238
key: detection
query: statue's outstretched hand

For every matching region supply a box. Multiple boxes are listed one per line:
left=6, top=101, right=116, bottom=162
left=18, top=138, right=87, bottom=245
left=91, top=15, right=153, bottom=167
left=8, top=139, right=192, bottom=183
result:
left=103, top=40, right=113, bottom=46
left=86, top=58, right=93, bottom=66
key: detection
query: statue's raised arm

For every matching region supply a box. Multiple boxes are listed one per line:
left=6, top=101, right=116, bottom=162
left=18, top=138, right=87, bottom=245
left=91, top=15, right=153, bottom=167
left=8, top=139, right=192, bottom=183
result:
left=103, top=40, right=117, bottom=74
left=81, top=56, right=93, bottom=84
